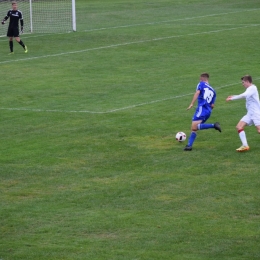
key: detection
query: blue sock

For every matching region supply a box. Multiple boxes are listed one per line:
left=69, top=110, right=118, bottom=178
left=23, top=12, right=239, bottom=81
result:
left=188, top=132, right=197, bottom=147
left=198, top=123, right=214, bottom=130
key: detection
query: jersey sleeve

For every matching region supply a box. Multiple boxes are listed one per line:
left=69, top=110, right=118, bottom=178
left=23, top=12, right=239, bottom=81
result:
left=3, top=11, right=10, bottom=21
left=19, top=11, right=23, bottom=20
left=19, top=11, right=24, bottom=26
left=196, top=82, right=202, bottom=91
left=231, top=86, right=254, bottom=100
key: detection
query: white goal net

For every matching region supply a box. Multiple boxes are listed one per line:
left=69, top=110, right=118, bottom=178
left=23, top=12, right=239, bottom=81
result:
left=0, top=0, right=76, bottom=36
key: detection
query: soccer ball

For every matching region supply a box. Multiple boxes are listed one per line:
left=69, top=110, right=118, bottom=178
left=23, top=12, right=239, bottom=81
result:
left=176, top=132, right=186, bottom=142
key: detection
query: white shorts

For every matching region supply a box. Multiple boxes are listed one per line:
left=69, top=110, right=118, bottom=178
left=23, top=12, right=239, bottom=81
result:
left=241, top=114, right=260, bottom=126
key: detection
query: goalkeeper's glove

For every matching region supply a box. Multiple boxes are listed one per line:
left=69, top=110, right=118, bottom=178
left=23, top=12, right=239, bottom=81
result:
left=1, top=20, right=5, bottom=25
left=20, top=26, right=23, bottom=33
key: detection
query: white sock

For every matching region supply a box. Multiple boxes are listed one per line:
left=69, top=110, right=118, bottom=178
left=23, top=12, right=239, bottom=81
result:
left=238, top=130, right=248, bottom=147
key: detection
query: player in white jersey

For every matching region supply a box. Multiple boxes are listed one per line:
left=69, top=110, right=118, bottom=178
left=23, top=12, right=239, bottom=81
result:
left=226, top=75, right=260, bottom=152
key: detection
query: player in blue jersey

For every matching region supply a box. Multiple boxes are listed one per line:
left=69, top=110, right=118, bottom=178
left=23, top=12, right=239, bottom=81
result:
left=184, top=73, right=221, bottom=151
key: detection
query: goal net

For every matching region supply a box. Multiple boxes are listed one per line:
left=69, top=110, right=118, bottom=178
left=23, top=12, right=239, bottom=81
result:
left=0, top=0, right=76, bottom=36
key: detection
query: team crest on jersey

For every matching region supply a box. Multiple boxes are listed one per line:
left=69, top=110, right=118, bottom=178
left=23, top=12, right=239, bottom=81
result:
left=11, top=12, right=19, bottom=17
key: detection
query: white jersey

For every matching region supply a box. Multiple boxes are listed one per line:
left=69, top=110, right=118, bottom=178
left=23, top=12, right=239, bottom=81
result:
left=231, top=84, right=260, bottom=116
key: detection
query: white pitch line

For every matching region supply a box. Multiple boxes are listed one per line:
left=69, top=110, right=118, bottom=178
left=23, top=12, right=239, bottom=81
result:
left=0, top=107, right=104, bottom=114
left=0, top=7, right=259, bottom=42
left=104, top=79, right=260, bottom=113
left=181, top=23, right=260, bottom=26
left=83, top=8, right=260, bottom=32
left=0, top=24, right=259, bottom=65
left=2, top=79, right=260, bottom=114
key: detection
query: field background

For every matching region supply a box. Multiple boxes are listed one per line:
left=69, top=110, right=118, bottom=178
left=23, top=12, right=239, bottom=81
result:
left=1, top=0, right=260, bottom=259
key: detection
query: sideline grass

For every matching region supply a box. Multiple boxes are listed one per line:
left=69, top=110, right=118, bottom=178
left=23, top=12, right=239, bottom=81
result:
left=1, top=0, right=260, bottom=259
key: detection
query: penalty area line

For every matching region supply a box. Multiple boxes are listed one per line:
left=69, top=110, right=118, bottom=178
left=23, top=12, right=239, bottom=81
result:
left=0, top=8, right=258, bottom=41
left=0, top=24, right=259, bottom=65
left=83, top=8, right=260, bottom=32
left=2, top=79, right=259, bottom=114
left=0, top=93, right=194, bottom=114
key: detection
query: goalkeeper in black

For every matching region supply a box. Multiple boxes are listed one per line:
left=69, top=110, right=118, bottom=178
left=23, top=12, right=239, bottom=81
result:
left=1, top=1, right=28, bottom=54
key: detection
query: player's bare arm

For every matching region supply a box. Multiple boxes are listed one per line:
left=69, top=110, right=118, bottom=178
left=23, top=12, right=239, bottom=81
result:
left=187, top=90, right=200, bottom=110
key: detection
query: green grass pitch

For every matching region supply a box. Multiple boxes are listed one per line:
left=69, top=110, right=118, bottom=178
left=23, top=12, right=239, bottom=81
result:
left=1, top=0, right=260, bottom=259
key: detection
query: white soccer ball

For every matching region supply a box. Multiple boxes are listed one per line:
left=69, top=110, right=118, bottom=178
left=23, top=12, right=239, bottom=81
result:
left=176, top=132, right=186, bottom=142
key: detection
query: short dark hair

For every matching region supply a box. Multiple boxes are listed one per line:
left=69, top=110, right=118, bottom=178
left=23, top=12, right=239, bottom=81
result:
left=12, top=1, right=17, bottom=5
left=241, top=75, right=252, bottom=83
left=200, top=73, right=209, bottom=79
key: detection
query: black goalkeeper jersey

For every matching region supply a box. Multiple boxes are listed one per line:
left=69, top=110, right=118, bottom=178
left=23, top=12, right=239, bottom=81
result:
left=4, top=9, right=23, bottom=28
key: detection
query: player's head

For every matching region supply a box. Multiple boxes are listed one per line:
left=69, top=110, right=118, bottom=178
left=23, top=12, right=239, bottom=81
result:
left=12, top=1, right=18, bottom=10
left=200, top=73, right=209, bottom=82
left=241, top=75, right=252, bottom=83
left=241, top=75, right=252, bottom=88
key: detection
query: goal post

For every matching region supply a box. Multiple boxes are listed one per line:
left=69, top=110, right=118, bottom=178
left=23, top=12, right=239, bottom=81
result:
left=72, top=0, right=76, bottom=32
left=0, top=0, right=76, bottom=36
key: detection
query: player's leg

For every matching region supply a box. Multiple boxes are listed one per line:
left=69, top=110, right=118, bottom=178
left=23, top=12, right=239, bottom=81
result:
left=198, top=122, right=221, bottom=131
left=184, top=107, right=221, bottom=151
left=15, top=36, right=27, bottom=53
left=236, top=117, right=250, bottom=152
left=197, top=113, right=221, bottom=132
left=256, top=125, right=260, bottom=134
left=14, top=25, right=27, bottom=53
left=184, top=120, right=202, bottom=151
left=253, top=117, right=260, bottom=134
left=189, top=120, right=201, bottom=145
left=7, top=27, right=14, bottom=54
left=184, top=107, right=205, bottom=150
left=9, top=37, right=14, bottom=53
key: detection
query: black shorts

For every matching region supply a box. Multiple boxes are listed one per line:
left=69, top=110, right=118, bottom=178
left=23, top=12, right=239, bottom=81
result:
left=7, top=26, right=19, bottom=37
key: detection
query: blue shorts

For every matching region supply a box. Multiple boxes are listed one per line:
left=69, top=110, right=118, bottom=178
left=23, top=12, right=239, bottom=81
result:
left=192, top=106, right=211, bottom=123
